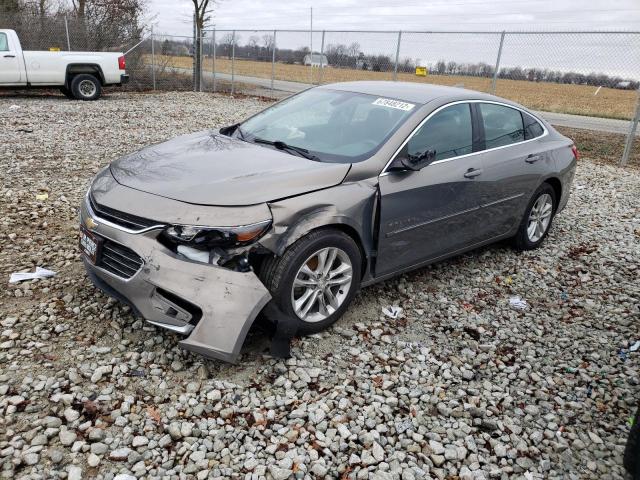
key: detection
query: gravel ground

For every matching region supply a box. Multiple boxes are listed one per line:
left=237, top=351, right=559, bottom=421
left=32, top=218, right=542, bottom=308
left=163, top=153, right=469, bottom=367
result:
left=0, top=91, right=638, bottom=480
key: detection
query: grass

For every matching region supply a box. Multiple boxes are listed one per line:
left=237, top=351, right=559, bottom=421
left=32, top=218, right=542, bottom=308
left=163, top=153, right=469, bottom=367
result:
left=556, top=126, right=639, bottom=168
left=153, top=55, right=638, bottom=120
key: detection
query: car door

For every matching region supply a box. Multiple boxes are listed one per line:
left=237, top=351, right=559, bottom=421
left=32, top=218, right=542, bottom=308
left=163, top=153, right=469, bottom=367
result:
left=0, top=32, right=22, bottom=84
left=475, top=102, right=551, bottom=238
left=376, top=102, right=488, bottom=277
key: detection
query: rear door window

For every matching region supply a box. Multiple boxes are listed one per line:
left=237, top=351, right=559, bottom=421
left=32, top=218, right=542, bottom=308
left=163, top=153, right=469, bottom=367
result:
left=0, top=33, right=8, bottom=51
left=479, top=103, right=525, bottom=149
left=522, top=112, right=545, bottom=140
left=407, top=103, right=473, bottom=161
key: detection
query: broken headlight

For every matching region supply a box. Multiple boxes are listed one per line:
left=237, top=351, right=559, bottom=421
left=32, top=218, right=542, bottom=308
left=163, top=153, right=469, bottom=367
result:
left=161, top=220, right=272, bottom=250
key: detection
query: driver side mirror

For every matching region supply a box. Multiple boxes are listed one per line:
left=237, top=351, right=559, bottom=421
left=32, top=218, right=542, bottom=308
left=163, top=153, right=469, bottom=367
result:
left=398, top=149, right=436, bottom=171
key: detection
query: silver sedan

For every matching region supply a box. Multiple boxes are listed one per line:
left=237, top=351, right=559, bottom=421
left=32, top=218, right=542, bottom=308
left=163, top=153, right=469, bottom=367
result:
left=80, top=81, right=577, bottom=362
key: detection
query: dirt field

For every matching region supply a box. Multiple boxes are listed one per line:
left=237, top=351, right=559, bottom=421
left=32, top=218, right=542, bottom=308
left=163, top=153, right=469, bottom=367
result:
left=154, top=55, right=637, bottom=120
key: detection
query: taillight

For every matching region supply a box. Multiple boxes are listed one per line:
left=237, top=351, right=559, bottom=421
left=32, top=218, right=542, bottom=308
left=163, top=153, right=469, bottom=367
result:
left=118, top=56, right=126, bottom=70
left=571, top=144, right=579, bottom=160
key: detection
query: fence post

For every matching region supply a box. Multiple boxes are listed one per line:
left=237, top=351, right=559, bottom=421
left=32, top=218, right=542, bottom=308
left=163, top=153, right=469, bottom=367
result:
left=231, top=30, right=236, bottom=96
left=64, top=15, right=71, bottom=51
left=271, top=30, right=277, bottom=92
left=192, top=13, right=196, bottom=91
left=319, top=30, right=325, bottom=85
left=621, top=90, right=640, bottom=166
left=212, top=30, right=216, bottom=93
left=491, top=31, right=505, bottom=94
left=199, top=32, right=204, bottom=92
left=151, top=28, right=156, bottom=91
left=393, top=31, right=402, bottom=81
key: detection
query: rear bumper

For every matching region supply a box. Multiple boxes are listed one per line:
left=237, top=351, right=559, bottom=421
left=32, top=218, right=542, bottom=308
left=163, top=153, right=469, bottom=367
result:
left=79, top=195, right=271, bottom=363
left=120, top=74, right=130, bottom=84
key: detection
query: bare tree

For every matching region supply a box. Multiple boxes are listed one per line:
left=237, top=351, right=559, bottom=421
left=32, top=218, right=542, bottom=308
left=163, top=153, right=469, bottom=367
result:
left=189, top=0, right=213, bottom=91
left=219, top=32, right=238, bottom=59
left=261, top=33, right=274, bottom=50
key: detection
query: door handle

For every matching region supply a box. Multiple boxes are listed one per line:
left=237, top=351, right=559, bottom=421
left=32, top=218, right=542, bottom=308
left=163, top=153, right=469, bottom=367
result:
left=3, top=54, right=16, bottom=58
left=526, top=154, right=542, bottom=163
left=464, top=168, right=483, bottom=178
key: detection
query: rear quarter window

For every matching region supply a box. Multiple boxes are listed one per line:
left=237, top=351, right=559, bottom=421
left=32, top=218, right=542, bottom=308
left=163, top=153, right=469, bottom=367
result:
left=522, top=112, right=545, bottom=140
left=0, top=33, right=8, bottom=51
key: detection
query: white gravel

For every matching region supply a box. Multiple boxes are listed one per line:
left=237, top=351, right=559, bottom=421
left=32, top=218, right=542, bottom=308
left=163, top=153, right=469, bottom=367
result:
left=0, top=91, right=639, bottom=480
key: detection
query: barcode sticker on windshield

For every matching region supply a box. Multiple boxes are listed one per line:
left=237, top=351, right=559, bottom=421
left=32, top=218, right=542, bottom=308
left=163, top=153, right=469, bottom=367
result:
left=372, top=98, right=415, bottom=111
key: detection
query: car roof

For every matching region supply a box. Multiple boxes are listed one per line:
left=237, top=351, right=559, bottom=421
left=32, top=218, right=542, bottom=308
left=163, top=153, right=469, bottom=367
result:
left=319, top=81, right=508, bottom=105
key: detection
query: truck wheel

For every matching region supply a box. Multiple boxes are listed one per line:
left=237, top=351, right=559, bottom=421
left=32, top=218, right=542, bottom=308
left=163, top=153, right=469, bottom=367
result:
left=60, top=87, right=75, bottom=100
left=70, top=74, right=102, bottom=101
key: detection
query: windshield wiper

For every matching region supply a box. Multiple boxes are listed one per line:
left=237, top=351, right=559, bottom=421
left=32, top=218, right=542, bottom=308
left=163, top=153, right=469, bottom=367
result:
left=253, top=138, right=320, bottom=161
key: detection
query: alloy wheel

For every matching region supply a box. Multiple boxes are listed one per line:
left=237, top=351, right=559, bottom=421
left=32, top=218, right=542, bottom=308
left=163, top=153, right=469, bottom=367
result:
left=527, top=193, right=553, bottom=242
left=291, top=247, right=353, bottom=323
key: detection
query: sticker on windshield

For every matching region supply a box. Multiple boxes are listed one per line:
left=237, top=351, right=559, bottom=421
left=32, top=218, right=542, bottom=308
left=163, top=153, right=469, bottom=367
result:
left=372, top=98, right=415, bottom=111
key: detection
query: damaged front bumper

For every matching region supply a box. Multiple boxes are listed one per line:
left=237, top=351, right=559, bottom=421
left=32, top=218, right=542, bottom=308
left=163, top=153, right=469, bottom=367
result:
left=79, top=196, right=272, bottom=363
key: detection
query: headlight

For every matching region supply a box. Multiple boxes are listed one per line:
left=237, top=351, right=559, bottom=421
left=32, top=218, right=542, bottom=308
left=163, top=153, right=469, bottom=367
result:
left=162, top=220, right=271, bottom=249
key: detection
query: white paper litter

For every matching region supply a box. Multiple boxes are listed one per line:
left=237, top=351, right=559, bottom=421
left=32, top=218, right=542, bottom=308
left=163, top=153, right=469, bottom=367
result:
left=630, top=341, right=640, bottom=352
left=509, top=296, right=528, bottom=310
left=382, top=306, right=403, bottom=319
left=9, top=267, right=56, bottom=283
left=9, top=105, right=20, bottom=110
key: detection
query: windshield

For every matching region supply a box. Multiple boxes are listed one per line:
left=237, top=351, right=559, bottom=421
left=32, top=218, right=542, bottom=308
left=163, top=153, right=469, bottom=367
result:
left=238, top=88, right=419, bottom=163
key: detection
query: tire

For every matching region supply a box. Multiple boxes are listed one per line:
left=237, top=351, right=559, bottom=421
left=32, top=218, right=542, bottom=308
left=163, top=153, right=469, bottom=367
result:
left=625, top=406, right=640, bottom=479
left=70, top=74, right=102, bottom=101
left=513, top=183, right=557, bottom=251
left=259, top=229, right=362, bottom=335
left=60, top=86, right=75, bottom=100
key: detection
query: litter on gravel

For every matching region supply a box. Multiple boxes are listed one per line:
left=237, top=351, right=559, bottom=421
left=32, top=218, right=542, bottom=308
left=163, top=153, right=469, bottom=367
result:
left=508, top=295, right=528, bottom=310
left=382, top=305, right=403, bottom=319
left=9, top=266, right=56, bottom=283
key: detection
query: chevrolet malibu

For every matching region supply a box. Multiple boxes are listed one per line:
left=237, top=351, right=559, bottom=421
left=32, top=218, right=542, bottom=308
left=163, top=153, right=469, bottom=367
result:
left=80, top=81, right=577, bottom=362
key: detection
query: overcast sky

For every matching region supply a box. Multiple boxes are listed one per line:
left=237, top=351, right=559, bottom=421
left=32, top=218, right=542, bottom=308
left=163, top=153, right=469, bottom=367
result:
left=147, top=0, right=639, bottom=77
left=148, top=0, right=640, bottom=35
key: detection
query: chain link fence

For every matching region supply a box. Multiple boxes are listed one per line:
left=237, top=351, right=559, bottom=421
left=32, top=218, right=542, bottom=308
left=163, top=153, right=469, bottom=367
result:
left=128, top=29, right=639, bottom=165
left=1, top=13, right=638, bottom=165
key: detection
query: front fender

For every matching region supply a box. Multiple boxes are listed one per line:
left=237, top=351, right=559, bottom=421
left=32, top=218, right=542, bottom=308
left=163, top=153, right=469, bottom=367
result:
left=259, top=180, right=379, bottom=280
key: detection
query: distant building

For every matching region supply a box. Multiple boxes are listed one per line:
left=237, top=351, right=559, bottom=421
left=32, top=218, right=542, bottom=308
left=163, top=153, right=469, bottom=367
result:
left=303, top=53, right=328, bottom=67
left=356, top=59, right=370, bottom=70
left=616, top=81, right=632, bottom=89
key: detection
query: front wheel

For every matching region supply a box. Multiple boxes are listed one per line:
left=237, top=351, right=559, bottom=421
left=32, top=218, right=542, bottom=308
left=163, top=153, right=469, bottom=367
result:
left=70, top=74, right=102, bottom=101
left=513, top=183, right=557, bottom=250
left=259, top=229, right=362, bottom=334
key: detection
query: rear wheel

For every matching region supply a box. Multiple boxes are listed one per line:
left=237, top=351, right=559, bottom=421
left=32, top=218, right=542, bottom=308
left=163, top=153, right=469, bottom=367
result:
left=259, top=229, right=361, bottom=334
left=513, top=183, right=556, bottom=250
left=70, top=74, right=102, bottom=101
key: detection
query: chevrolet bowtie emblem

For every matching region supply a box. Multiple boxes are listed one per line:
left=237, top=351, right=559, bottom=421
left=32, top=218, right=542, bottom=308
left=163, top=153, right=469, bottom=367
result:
left=85, top=217, right=99, bottom=229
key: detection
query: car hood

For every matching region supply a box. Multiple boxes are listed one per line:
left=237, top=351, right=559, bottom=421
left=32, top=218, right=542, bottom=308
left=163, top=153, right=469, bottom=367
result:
left=110, top=130, right=351, bottom=206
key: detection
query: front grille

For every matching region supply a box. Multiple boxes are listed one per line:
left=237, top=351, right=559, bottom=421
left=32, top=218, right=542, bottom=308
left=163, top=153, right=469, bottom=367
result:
left=89, top=193, right=159, bottom=231
left=97, top=240, right=144, bottom=279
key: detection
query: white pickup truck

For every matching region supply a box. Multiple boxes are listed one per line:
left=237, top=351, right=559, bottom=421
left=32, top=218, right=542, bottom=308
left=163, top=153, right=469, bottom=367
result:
left=0, top=29, right=128, bottom=100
